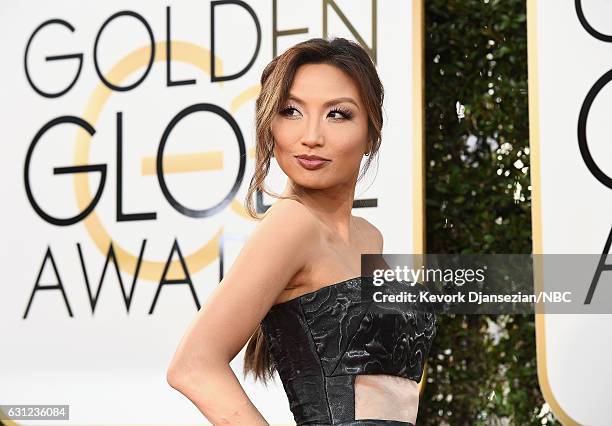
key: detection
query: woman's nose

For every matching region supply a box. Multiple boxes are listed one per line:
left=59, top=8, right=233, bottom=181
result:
left=300, top=117, right=324, bottom=146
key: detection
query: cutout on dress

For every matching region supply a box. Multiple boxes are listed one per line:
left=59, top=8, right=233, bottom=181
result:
left=354, top=374, right=419, bottom=423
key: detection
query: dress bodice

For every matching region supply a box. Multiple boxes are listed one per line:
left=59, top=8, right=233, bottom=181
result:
left=260, top=276, right=437, bottom=425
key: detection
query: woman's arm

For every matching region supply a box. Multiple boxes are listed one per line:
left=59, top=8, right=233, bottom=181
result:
left=166, top=199, right=319, bottom=424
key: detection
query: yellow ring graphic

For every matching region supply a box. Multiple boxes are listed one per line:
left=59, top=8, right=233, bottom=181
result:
left=74, top=41, right=260, bottom=281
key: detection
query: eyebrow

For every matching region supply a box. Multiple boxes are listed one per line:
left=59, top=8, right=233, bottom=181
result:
left=287, top=93, right=360, bottom=110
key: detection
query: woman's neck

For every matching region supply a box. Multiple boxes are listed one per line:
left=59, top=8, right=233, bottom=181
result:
left=281, top=180, right=357, bottom=243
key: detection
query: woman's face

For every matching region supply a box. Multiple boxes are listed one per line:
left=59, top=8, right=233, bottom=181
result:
left=271, top=62, right=369, bottom=190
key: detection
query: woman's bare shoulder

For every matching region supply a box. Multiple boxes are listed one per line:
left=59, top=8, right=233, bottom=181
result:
left=354, top=215, right=383, bottom=253
left=261, top=198, right=319, bottom=229
left=244, top=198, right=322, bottom=293
left=255, top=199, right=323, bottom=252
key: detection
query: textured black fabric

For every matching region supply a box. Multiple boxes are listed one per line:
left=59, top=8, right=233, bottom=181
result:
left=316, top=421, right=415, bottom=426
left=260, top=276, right=437, bottom=426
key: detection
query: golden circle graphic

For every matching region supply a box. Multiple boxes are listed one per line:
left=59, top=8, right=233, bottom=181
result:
left=74, top=41, right=260, bottom=281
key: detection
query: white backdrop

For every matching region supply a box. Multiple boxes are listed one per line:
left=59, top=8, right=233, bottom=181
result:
left=0, top=1, right=422, bottom=425
left=529, top=0, right=612, bottom=425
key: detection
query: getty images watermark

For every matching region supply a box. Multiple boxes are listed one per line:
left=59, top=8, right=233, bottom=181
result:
left=358, top=253, right=612, bottom=314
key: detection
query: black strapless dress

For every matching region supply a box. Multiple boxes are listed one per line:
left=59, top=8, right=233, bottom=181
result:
left=260, top=276, right=437, bottom=426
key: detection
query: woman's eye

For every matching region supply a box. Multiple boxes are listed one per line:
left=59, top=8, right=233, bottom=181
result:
left=328, top=108, right=353, bottom=120
left=280, top=107, right=300, bottom=118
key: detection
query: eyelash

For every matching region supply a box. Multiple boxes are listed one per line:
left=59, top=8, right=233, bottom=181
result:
left=280, top=104, right=354, bottom=120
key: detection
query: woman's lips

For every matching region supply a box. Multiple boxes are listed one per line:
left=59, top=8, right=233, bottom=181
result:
left=295, top=156, right=330, bottom=170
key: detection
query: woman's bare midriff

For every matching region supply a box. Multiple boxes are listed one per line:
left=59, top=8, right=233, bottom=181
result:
left=354, top=374, right=419, bottom=423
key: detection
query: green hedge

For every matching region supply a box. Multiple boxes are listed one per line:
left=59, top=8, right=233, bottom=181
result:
left=421, top=0, right=558, bottom=424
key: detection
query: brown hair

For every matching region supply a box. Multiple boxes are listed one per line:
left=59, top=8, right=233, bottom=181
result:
left=243, top=37, right=385, bottom=383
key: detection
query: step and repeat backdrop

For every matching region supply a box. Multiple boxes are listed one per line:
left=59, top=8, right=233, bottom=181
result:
left=529, top=0, right=612, bottom=425
left=0, top=1, right=424, bottom=424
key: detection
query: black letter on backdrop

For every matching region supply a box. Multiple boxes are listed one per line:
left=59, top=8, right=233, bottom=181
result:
left=23, top=247, right=73, bottom=319
left=156, top=103, right=246, bottom=218
left=24, top=116, right=106, bottom=226
left=322, top=0, right=377, bottom=63
left=584, top=226, right=612, bottom=304
left=77, top=240, right=147, bottom=313
left=115, top=112, right=156, bottom=221
left=575, top=0, right=612, bottom=42
left=166, top=6, right=196, bottom=87
left=94, top=10, right=155, bottom=91
left=149, top=238, right=200, bottom=314
left=272, top=0, right=308, bottom=58
left=210, top=0, right=261, bottom=82
left=577, top=68, right=612, bottom=189
left=24, top=19, right=83, bottom=98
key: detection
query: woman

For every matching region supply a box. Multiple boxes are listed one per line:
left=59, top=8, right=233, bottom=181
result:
left=167, top=37, right=437, bottom=425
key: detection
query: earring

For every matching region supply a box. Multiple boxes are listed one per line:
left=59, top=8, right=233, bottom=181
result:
left=365, top=151, right=370, bottom=156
